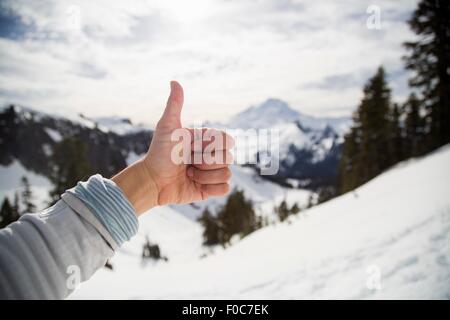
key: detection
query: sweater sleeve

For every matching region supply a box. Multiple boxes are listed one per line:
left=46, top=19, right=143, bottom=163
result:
left=0, top=175, right=139, bottom=300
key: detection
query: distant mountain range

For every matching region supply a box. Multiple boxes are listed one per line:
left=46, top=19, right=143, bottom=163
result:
left=0, top=99, right=351, bottom=190
left=226, top=98, right=350, bottom=134
left=0, top=105, right=151, bottom=179
left=210, top=98, right=351, bottom=188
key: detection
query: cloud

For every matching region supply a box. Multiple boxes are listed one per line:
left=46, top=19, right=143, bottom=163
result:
left=0, top=5, right=33, bottom=40
left=303, top=73, right=364, bottom=91
left=0, top=0, right=419, bottom=124
left=74, top=62, right=108, bottom=79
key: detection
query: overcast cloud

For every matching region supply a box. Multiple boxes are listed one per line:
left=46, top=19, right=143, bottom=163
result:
left=0, top=0, right=418, bottom=126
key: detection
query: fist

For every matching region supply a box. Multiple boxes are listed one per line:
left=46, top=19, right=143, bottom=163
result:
left=143, top=81, right=234, bottom=206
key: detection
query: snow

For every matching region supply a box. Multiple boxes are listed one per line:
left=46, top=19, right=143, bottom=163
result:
left=172, top=165, right=311, bottom=221
left=211, top=99, right=349, bottom=165
left=70, top=145, right=450, bottom=299
left=114, top=206, right=204, bottom=265
left=3, top=104, right=96, bottom=129
left=126, top=151, right=144, bottom=165
left=0, top=160, right=52, bottom=210
left=44, top=127, right=62, bottom=142
left=227, top=98, right=351, bottom=134
left=4, top=104, right=148, bottom=135
left=229, top=99, right=301, bottom=130
left=92, top=116, right=147, bottom=136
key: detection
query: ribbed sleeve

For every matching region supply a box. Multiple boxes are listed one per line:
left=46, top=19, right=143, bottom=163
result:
left=66, top=174, right=139, bottom=246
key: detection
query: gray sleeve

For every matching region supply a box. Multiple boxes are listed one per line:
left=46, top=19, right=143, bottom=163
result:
left=0, top=197, right=115, bottom=299
left=0, top=174, right=139, bottom=300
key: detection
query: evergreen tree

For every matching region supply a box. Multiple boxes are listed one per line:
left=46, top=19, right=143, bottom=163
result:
left=388, top=103, right=405, bottom=163
left=198, top=207, right=220, bottom=246
left=12, top=192, right=20, bottom=215
left=217, top=189, right=256, bottom=244
left=254, top=215, right=264, bottom=230
left=290, top=203, right=301, bottom=215
left=403, top=93, right=425, bottom=156
left=359, top=67, right=393, bottom=179
left=275, top=200, right=290, bottom=222
left=49, top=137, right=94, bottom=203
left=0, top=197, right=20, bottom=229
left=274, top=200, right=301, bottom=222
left=20, top=176, right=36, bottom=213
left=142, top=235, right=167, bottom=261
left=338, top=67, right=394, bottom=193
left=338, top=121, right=362, bottom=193
left=403, top=0, right=450, bottom=148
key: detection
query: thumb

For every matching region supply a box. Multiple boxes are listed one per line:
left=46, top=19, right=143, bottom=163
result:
left=159, top=81, right=184, bottom=128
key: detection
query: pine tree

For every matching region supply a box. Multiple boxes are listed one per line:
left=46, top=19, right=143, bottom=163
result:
left=198, top=207, right=220, bottom=246
left=275, top=200, right=290, bottom=222
left=338, top=67, right=394, bottom=193
left=338, top=118, right=362, bottom=193
left=403, top=0, right=450, bottom=148
left=20, top=176, right=36, bottom=213
left=359, top=67, right=393, bottom=179
left=142, top=235, right=166, bottom=261
left=388, top=103, right=404, bottom=163
left=403, top=93, right=425, bottom=156
left=217, top=189, right=256, bottom=244
left=12, top=192, right=20, bottom=215
left=0, top=197, right=20, bottom=229
left=49, top=137, right=94, bottom=203
left=290, top=203, right=300, bottom=215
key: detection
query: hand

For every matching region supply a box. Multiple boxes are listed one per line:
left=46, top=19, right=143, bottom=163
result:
left=112, top=81, right=234, bottom=215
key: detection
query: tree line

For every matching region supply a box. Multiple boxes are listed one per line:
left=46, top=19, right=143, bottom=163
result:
left=199, top=187, right=304, bottom=247
left=1, top=136, right=95, bottom=228
left=0, top=176, right=35, bottom=228
left=337, top=0, right=449, bottom=194
left=198, top=189, right=261, bottom=246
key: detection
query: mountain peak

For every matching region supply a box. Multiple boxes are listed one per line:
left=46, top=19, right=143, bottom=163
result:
left=229, top=98, right=300, bottom=129
left=253, top=98, right=299, bottom=116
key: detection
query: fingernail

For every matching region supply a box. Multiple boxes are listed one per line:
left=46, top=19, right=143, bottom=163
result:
left=187, top=167, right=194, bottom=178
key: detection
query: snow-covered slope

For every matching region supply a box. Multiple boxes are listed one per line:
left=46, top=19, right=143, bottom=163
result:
left=207, top=98, right=350, bottom=186
left=72, top=145, right=450, bottom=299
left=173, top=165, right=311, bottom=221
left=0, top=160, right=51, bottom=210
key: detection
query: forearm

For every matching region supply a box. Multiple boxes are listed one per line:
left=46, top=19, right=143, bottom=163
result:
left=0, top=198, right=114, bottom=299
left=0, top=175, right=139, bottom=299
left=111, top=159, right=159, bottom=216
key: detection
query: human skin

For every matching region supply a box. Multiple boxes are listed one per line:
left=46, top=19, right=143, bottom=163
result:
left=112, top=81, right=234, bottom=216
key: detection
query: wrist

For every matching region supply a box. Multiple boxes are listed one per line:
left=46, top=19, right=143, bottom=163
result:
left=111, top=159, right=159, bottom=216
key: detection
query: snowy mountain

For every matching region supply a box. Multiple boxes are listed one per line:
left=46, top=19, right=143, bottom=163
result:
left=220, top=99, right=351, bottom=188
left=1, top=103, right=449, bottom=299
left=0, top=104, right=313, bottom=219
left=0, top=105, right=151, bottom=179
left=228, top=98, right=301, bottom=129
left=71, top=144, right=450, bottom=299
left=1, top=100, right=350, bottom=192
left=91, top=116, right=148, bottom=135
left=227, top=98, right=350, bottom=134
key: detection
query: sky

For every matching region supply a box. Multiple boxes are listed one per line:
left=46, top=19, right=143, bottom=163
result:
left=0, top=0, right=419, bottom=126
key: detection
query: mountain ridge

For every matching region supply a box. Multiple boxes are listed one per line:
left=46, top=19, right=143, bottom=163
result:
left=0, top=100, right=349, bottom=190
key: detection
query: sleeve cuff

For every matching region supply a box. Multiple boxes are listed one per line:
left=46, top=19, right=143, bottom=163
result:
left=65, top=174, right=139, bottom=247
